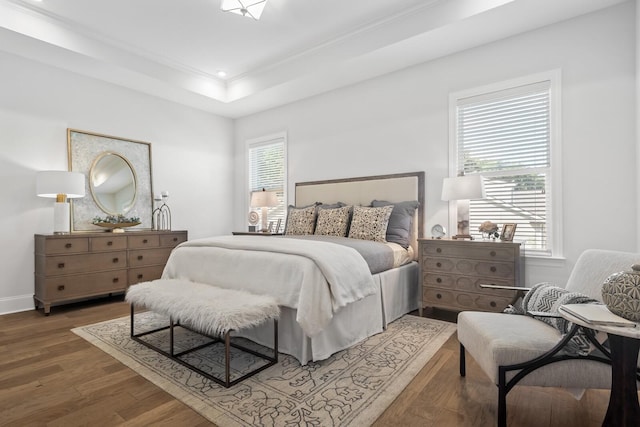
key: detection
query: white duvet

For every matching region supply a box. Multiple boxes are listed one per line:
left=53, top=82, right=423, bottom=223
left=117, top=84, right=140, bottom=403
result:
left=161, top=235, right=377, bottom=337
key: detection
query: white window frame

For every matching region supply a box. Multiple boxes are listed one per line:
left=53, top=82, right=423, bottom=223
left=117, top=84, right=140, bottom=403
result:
left=245, top=132, right=288, bottom=230
left=448, top=70, right=563, bottom=258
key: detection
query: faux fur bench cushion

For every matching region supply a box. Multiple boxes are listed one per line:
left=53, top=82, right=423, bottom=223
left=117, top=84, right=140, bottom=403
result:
left=126, top=279, right=280, bottom=336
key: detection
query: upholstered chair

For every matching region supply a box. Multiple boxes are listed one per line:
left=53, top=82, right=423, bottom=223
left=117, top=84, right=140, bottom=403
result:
left=457, top=249, right=640, bottom=426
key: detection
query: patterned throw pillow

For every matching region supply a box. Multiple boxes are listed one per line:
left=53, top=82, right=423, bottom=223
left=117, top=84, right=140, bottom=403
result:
left=284, top=206, right=317, bottom=235
left=314, top=206, right=352, bottom=237
left=348, top=205, right=394, bottom=242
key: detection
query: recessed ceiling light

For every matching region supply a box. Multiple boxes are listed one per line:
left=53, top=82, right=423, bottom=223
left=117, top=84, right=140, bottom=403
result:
left=216, top=70, right=227, bottom=78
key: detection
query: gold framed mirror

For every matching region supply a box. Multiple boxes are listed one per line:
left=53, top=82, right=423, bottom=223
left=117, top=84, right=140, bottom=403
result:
left=68, top=129, right=153, bottom=232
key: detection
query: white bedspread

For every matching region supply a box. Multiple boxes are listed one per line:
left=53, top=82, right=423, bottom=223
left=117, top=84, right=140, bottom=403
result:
left=161, top=235, right=377, bottom=337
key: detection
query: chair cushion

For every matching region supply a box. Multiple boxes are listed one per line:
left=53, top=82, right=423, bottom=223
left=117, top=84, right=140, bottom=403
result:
left=457, top=311, right=613, bottom=388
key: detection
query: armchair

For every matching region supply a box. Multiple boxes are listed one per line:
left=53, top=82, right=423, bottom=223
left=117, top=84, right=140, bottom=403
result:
left=457, top=249, right=640, bottom=426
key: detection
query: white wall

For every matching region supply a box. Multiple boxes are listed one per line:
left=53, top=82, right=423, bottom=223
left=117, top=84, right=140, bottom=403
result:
left=233, top=2, right=637, bottom=286
left=0, top=51, right=234, bottom=314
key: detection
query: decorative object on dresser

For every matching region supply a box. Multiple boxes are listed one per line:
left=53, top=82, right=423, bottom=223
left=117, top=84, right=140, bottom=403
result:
left=34, top=230, right=187, bottom=315
left=68, top=129, right=153, bottom=232
left=478, top=221, right=499, bottom=240
left=441, top=174, right=485, bottom=240
left=419, top=238, right=523, bottom=312
left=36, top=171, right=85, bottom=234
left=431, top=224, right=446, bottom=239
left=152, top=191, right=172, bottom=230
left=250, top=188, right=278, bottom=232
left=92, top=214, right=141, bottom=233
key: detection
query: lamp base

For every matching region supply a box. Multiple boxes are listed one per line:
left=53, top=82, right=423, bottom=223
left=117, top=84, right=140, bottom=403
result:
left=452, top=234, right=474, bottom=240
left=53, top=202, right=71, bottom=234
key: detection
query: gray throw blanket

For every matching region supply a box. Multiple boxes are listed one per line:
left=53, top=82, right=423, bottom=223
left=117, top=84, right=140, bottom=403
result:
left=504, top=282, right=598, bottom=355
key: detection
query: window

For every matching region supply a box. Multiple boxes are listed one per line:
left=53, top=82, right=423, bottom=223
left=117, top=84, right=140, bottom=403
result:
left=450, top=72, right=560, bottom=256
left=247, top=133, right=287, bottom=229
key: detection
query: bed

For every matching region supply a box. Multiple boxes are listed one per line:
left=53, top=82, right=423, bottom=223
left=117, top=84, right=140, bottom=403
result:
left=162, top=171, right=425, bottom=364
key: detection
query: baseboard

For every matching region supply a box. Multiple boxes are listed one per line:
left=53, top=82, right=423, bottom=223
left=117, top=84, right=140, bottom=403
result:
left=0, top=294, right=35, bottom=315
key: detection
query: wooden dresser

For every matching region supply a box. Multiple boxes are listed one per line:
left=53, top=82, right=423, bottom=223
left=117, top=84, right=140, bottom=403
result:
left=34, top=230, right=187, bottom=315
left=419, top=238, right=523, bottom=313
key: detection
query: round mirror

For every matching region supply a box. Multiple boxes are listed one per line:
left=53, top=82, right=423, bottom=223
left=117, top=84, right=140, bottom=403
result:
left=89, top=152, right=137, bottom=215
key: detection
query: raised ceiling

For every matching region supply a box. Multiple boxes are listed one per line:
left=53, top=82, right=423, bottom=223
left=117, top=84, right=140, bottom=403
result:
left=0, top=0, right=626, bottom=118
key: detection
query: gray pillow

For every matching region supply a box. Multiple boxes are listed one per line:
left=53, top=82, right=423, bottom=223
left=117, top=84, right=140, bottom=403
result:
left=371, top=200, right=419, bottom=249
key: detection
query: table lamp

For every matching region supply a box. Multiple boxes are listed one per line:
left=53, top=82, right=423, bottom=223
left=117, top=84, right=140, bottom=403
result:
left=441, top=174, right=485, bottom=240
left=37, top=171, right=85, bottom=234
left=250, top=188, right=278, bottom=232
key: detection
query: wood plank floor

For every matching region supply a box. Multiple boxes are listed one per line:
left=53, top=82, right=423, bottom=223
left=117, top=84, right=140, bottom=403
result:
left=0, top=298, right=615, bottom=426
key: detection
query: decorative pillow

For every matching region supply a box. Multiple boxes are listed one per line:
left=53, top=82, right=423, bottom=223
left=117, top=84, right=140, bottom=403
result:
left=284, top=205, right=317, bottom=235
left=314, top=206, right=352, bottom=237
left=504, top=282, right=598, bottom=356
left=371, top=200, right=419, bottom=249
left=348, top=205, right=394, bottom=242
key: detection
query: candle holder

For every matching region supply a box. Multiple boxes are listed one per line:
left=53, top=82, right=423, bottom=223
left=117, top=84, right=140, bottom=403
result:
left=153, top=191, right=172, bottom=230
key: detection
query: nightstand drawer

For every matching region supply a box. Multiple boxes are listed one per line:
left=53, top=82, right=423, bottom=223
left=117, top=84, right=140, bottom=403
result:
left=128, top=248, right=173, bottom=267
left=423, top=242, right=515, bottom=261
left=41, top=251, right=127, bottom=276
left=422, top=258, right=514, bottom=279
left=423, top=273, right=517, bottom=297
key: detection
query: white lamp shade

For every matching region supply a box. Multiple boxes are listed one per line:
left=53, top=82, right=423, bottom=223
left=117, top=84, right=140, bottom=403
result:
left=221, top=0, right=267, bottom=19
left=36, top=171, right=85, bottom=198
left=250, top=189, right=278, bottom=208
left=441, top=175, right=485, bottom=201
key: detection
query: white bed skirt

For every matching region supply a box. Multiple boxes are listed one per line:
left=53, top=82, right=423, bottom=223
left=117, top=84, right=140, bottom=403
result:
left=237, top=261, right=419, bottom=364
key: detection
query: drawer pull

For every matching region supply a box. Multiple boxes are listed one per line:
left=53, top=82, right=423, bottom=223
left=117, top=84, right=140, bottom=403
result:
left=490, top=301, right=497, bottom=308
left=113, top=278, right=119, bottom=283
left=490, top=251, right=496, bottom=257
left=143, top=239, right=148, bottom=244
left=436, top=293, right=442, bottom=299
left=436, top=278, right=442, bottom=283
left=57, top=263, right=65, bottom=269
left=137, top=274, right=144, bottom=279
left=173, top=237, right=178, bottom=242
left=436, top=248, right=442, bottom=253
left=137, top=255, right=143, bottom=261
left=112, top=258, right=119, bottom=263
left=65, top=243, right=72, bottom=249
left=436, top=262, right=442, bottom=268
left=57, top=285, right=65, bottom=291
left=490, top=266, right=497, bottom=273
left=107, top=241, right=113, bottom=246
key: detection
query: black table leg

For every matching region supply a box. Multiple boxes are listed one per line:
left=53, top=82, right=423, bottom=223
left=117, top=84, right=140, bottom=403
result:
left=602, top=334, right=640, bottom=427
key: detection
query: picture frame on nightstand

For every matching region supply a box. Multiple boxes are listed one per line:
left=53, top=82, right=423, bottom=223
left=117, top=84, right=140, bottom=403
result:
left=501, top=223, right=517, bottom=241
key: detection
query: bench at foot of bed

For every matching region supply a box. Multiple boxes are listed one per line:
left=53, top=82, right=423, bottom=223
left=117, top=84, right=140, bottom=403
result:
left=126, top=279, right=280, bottom=388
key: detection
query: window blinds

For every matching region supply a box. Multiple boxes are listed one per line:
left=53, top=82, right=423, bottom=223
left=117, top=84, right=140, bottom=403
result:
left=457, top=81, right=551, bottom=254
left=248, top=138, right=286, bottom=227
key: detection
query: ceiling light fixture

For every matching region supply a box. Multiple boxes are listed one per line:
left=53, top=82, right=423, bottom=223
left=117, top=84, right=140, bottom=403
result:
left=216, top=70, right=227, bottom=78
left=221, top=0, right=267, bottom=20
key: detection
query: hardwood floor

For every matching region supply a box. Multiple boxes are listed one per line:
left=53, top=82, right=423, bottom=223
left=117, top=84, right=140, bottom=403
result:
left=0, top=300, right=613, bottom=426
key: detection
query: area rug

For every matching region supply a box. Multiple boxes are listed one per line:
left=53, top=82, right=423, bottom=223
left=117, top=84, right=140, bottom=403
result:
left=72, top=313, right=455, bottom=426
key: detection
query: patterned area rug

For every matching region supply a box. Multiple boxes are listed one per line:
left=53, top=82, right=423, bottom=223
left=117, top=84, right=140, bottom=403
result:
left=72, top=313, right=455, bottom=426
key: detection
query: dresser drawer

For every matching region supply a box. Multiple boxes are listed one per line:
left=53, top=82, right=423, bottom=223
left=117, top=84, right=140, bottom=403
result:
left=128, top=248, right=173, bottom=267
left=423, top=258, right=514, bottom=279
left=128, top=234, right=160, bottom=249
left=129, top=265, right=165, bottom=284
left=423, top=273, right=517, bottom=297
left=36, top=270, right=127, bottom=300
left=41, top=251, right=127, bottom=276
left=422, top=242, right=515, bottom=261
left=423, top=288, right=514, bottom=312
left=160, top=232, right=187, bottom=247
left=44, top=237, right=89, bottom=255
left=91, top=236, right=127, bottom=251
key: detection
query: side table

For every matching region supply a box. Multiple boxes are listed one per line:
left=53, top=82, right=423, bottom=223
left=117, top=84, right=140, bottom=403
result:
left=559, top=304, right=640, bottom=427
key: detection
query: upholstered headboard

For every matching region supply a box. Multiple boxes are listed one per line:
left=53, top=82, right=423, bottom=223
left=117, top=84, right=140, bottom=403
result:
left=295, top=171, right=425, bottom=253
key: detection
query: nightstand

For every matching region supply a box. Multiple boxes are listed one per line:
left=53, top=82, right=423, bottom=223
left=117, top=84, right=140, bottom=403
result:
left=419, top=238, right=524, bottom=313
